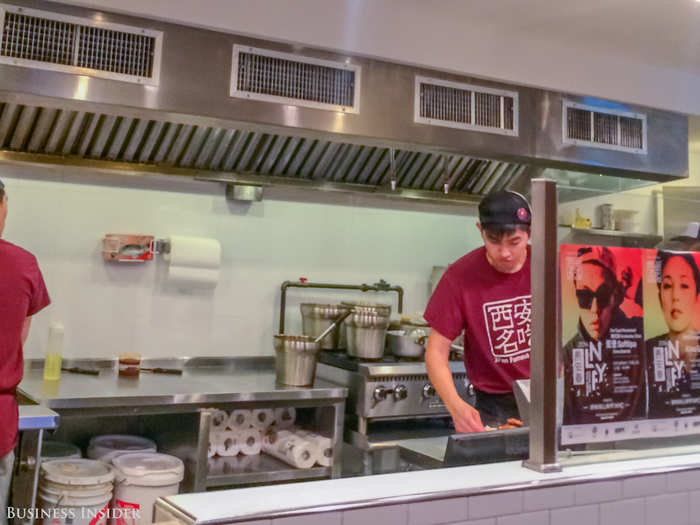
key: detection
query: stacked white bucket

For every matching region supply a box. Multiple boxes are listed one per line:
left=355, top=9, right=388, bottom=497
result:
left=38, top=434, right=184, bottom=525
left=208, top=407, right=333, bottom=469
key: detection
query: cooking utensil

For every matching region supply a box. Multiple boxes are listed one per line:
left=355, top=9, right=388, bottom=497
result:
left=140, top=367, right=183, bottom=375
left=275, top=311, right=351, bottom=386
left=61, top=367, right=100, bottom=376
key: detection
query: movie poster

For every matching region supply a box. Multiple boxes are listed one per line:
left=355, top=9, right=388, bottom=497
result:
left=643, top=249, right=700, bottom=419
left=560, top=245, right=645, bottom=425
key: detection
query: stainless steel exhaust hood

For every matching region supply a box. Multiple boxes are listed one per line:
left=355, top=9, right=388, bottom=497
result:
left=0, top=0, right=688, bottom=204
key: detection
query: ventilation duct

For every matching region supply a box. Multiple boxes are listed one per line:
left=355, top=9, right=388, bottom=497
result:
left=414, top=76, right=518, bottom=136
left=563, top=100, right=646, bottom=154
left=0, top=3, right=162, bottom=85
left=230, top=44, right=360, bottom=113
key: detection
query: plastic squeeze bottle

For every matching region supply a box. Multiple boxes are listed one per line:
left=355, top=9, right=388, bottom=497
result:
left=43, top=322, right=64, bottom=381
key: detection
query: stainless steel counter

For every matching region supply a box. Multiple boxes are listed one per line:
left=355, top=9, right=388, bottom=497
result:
left=19, top=357, right=347, bottom=411
left=17, top=357, right=348, bottom=494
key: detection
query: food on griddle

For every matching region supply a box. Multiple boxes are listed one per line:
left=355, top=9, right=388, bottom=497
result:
left=506, top=418, right=523, bottom=427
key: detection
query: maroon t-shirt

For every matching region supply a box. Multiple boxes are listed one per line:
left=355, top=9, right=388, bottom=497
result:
left=0, top=239, right=50, bottom=456
left=424, top=246, right=531, bottom=394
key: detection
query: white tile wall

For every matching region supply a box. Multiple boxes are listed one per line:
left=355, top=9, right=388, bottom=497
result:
left=468, top=492, right=523, bottom=519
left=599, top=498, right=645, bottom=525
left=667, top=470, right=700, bottom=492
left=549, top=505, right=599, bottom=525
left=0, top=165, right=479, bottom=359
left=622, top=473, right=667, bottom=498
left=523, top=486, right=575, bottom=511
left=342, top=504, right=409, bottom=525
left=496, top=511, right=549, bottom=525
left=574, top=480, right=622, bottom=505
left=645, top=493, right=690, bottom=525
left=690, top=489, right=700, bottom=525
left=271, top=511, right=342, bottom=525
left=407, top=498, right=468, bottom=525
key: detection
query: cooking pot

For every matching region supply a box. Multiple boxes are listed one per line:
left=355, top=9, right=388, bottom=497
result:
left=345, top=312, right=391, bottom=359
left=275, top=311, right=351, bottom=385
left=386, top=328, right=429, bottom=358
left=300, top=303, right=349, bottom=350
left=339, top=301, right=392, bottom=350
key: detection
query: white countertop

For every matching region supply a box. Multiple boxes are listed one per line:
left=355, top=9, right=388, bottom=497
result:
left=159, top=447, right=700, bottom=524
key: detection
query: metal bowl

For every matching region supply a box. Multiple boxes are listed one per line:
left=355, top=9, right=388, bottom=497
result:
left=346, top=313, right=391, bottom=359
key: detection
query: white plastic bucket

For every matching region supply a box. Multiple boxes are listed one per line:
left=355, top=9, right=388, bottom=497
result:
left=42, top=440, right=82, bottom=462
left=38, top=459, right=114, bottom=525
left=111, top=453, right=184, bottom=525
left=87, top=435, right=157, bottom=464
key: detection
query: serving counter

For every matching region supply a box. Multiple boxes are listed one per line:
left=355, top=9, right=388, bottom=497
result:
left=17, top=357, right=348, bottom=492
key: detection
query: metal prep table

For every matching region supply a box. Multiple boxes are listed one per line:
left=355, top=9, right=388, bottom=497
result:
left=18, top=357, right=347, bottom=492
left=12, top=405, right=60, bottom=523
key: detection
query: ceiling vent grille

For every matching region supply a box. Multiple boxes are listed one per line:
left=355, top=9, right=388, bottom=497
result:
left=414, top=76, right=518, bottom=136
left=0, top=4, right=162, bottom=85
left=563, top=100, right=646, bottom=154
left=230, top=44, right=361, bottom=113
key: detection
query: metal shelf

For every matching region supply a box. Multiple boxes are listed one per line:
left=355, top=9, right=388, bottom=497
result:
left=562, top=227, right=662, bottom=248
left=206, top=453, right=331, bottom=487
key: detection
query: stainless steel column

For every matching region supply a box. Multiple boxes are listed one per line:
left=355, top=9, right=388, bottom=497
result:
left=523, top=178, right=562, bottom=473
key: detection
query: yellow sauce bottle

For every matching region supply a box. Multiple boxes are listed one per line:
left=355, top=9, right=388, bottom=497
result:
left=43, top=322, right=64, bottom=381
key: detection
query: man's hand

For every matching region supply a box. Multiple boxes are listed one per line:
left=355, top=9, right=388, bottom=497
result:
left=448, top=399, right=485, bottom=433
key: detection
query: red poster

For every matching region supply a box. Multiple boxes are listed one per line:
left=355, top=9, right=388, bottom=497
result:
left=560, top=245, right=645, bottom=424
left=643, top=249, right=700, bottom=419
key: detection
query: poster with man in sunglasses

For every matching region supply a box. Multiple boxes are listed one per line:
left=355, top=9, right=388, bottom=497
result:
left=643, top=249, right=700, bottom=419
left=561, top=245, right=645, bottom=425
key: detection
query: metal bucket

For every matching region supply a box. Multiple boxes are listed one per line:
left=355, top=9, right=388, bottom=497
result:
left=339, top=302, right=391, bottom=350
left=273, top=335, right=321, bottom=386
left=346, top=312, right=391, bottom=359
left=300, top=303, right=349, bottom=350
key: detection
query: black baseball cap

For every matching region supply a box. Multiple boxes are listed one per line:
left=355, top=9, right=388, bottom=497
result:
left=478, top=190, right=531, bottom=226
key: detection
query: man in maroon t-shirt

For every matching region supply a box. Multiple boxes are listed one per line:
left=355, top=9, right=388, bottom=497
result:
left=0, top=178, right=50, bottom=520
left=425, top=190, right=531, bottom=432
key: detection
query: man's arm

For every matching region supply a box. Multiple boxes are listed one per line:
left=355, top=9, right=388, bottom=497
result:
left=425, top=329, right=484, bottom=433
left=21, top=317, right=32, bottom=345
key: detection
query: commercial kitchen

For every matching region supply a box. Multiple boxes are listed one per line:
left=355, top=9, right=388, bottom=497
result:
left=3, top=1, right=700, bottom=525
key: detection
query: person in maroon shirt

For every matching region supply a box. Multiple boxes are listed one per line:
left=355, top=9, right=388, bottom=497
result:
left=0, top=178, right=50, bottom=521
left=425, top=190, right=531, bottom=432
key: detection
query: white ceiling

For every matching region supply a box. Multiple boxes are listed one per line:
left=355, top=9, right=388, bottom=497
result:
left=51, top=0, right=700, bottom=116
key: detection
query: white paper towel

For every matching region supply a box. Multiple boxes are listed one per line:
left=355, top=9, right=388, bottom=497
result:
left=238, top=428, right=262, bottom=456
left=228, top=409, right=253, bottom=430
left=216, top=430, right=240, bottom=457
left=273, top=407, right=296, bottom=429
left=166, top=236, right=221, bottom=289
left=294, top=429, right=333, bottom=467
left=210, top=409, right=228, bottom=430
left=262, top=430, right=316, bottom=469
left=251, top=408, right=274, bottom=430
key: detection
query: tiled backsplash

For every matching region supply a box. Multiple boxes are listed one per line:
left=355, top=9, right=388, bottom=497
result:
left=260, top=469, right=700, bottom=525
left=2, top=164, right=478, bottom=359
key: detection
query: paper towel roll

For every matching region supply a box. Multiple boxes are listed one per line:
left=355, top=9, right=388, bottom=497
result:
left=263, top=431, right=316, bottom=469
left=294, top=429, right=333, bottom=467
left=228, top=409, right=253, bottom=430
left=238, top=428, right=262, bottom=456
left=166, top=236, right=221, bottom=289
left=251, top=409, right=274, bottom=430
left=273, top=407, right=296, bottom=429
left=217, top=430, right=241, bottom=457
left=210, top=409, right=228, bottom=430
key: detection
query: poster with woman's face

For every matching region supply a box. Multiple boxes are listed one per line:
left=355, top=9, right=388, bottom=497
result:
left=643, top=249, right=700, bottom=418
left=560, top=245, right=645, bottom=425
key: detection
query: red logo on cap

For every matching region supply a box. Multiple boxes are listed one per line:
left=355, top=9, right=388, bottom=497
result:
left=517, top=207, right=529, bottom=221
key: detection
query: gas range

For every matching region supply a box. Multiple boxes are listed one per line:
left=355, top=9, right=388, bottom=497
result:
left=316, top=350, right=474, bottom=436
